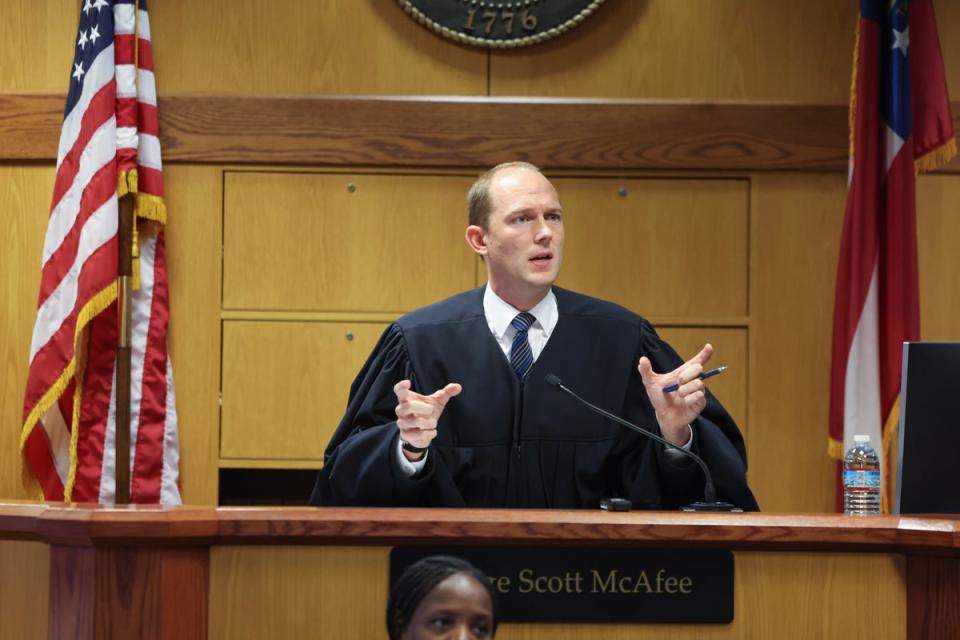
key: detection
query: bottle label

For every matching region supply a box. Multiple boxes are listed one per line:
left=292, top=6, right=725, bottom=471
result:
left=843, top=470, right=881, bottom=490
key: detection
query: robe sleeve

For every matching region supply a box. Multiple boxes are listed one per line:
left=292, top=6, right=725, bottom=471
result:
left=309, top=324, right=467, bottom=507
left=615, top=319, right=759, bottom=511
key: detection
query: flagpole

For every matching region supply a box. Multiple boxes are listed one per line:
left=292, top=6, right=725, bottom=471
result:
left=115, top=193, right=134, bottom=505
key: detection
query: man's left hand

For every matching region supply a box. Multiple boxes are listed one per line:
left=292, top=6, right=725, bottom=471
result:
left=637, top=343, right=713, bottom=446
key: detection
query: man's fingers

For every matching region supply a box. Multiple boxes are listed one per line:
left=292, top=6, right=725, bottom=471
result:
left=396, top=382, right=461, bottom=423
left=430, top=382, right=463, bottom=406
left=678, top=379, right=705, bottom=397
left=684, top=343, right=713, bottom=367
left=444, top=382, right=463, bottom=397
left=395, top=399, right=435, bottom=419
left=393, top=379, right=412, bottom=401
left=676, top=364, right=704, bottom=387
left=683, top=390, right=706, bottom=412
left=637, top=357, right=654, bottom=384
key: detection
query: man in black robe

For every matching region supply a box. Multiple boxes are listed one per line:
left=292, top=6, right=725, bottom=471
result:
left=310, top=162, right=758, bottom=510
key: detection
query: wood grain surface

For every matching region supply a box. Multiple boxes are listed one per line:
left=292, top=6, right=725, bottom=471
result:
left=4, top=93, right=958, bottom=171
left=2, top=502, right=959, bottom=553
left=48, top=544, right=208, bottom=640
left=907, top=555, right=960, bottom=640
left=0, top=93, right=832, bottom=169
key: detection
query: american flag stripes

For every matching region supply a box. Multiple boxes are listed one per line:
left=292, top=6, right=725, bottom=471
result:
left=20, top=0, right=180, bottom=505
left=829, top=0, right=955, bottom=512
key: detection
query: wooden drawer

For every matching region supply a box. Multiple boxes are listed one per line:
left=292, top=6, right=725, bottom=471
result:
left=554, top=178, right=748, bottom=317
left=220, top=320, right=390, bottom=461
left=223, top=172, right=478, bottom=312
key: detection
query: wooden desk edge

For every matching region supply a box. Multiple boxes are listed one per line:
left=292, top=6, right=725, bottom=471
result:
left=2, top=502, right=959, bottom=553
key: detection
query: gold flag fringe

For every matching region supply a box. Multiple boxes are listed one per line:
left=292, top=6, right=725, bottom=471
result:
left=116, top=168, right=169, bottom=290
left=62, top=359, right=86, bottom=503
left=880, top=395, right=901, bottom=514
left=827, top=437, right=846, bottom=460
left=19, top=281, right=118, bottom=502
left=915, top=137, right=958, bottom=174
left=847, top=21, right=861, bottom=163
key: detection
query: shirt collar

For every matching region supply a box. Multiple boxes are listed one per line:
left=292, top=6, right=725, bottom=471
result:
left=483, top=284, right=558, bottom=339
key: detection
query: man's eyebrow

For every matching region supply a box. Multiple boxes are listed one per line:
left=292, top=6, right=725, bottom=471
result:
left=507, top=205, right=563, bottom=214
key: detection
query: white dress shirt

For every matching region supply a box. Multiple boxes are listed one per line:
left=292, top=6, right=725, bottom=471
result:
left=483, top=285, right=558, bottom=361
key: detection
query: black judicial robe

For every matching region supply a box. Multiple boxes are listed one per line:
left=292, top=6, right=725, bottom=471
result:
left=310, top=287, right=758, bottom=510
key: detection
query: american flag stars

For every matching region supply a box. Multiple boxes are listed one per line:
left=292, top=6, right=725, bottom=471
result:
left=81, top=0, right=109, bottom=16
left=69, top=2, right=111, bottom=99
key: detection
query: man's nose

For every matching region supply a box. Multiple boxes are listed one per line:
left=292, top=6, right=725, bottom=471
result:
left=534, top=217, right=553, bottom=242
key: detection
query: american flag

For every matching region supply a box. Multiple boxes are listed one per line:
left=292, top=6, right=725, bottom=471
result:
left=829, top=0, right=955, bottom=511
left=20, top=0, right=180, bottom=505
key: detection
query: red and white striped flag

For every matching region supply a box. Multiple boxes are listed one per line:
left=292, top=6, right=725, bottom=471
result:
left=829, top=0, right=955, bottom=511
left=20, top=0, right=180, bottom=505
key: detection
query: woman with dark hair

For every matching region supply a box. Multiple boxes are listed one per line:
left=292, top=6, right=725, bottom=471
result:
left=387, top=555, right=498, bottom=639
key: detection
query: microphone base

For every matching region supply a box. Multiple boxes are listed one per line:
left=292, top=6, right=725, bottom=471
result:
left=681, top=501, right=742, bottom=512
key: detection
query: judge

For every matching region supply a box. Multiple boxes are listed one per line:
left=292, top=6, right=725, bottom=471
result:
left=310, top=162, right=758, bottom=510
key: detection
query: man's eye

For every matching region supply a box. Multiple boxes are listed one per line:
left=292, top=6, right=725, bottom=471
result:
left=429, top=617, right=451, bottom=629
left=472, top=622, right=492, bottom=636
left=547, top=213, right=562, bottom=222
left=512, top=215, right=529, bottom=223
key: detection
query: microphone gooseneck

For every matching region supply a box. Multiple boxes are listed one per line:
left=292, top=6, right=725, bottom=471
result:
left=544, top=374, right=738, bottom=512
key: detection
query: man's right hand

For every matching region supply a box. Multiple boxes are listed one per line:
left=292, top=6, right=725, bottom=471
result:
left=393, top=380, right=462, bottom=461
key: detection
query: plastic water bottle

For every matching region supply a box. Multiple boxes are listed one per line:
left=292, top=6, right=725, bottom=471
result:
left=843, top=434, right=881, bottom=515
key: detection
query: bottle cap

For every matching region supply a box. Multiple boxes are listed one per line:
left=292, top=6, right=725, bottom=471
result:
left=853, top=434, right=870, bottom=444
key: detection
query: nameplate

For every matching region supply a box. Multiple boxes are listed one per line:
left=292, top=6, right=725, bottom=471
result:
left=390, top=546, right=733, bottom=624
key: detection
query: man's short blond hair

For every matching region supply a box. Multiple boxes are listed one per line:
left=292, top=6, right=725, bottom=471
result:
left=467, top=161, right=543, bottom=229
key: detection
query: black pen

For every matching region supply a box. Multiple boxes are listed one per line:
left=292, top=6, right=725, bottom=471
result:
left=662, top=366, right=727, bottom=393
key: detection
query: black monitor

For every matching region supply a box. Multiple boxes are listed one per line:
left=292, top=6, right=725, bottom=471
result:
left=895, top=342, right=960, bottom=514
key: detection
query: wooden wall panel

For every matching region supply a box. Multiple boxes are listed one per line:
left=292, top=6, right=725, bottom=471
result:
left=0, top=167, right=54, bottom=501
left=221, top=321, right=390, bottom=462
left=0, top=1, right=78, bottom=90
left=4, top=0, right=956, bottom=101
left=209, top=546, right=390, bottom=640
left=935, top=2, right=960, bottom=101
left=553, top=178, right=748, bottom=319
left=749, top=173, right=847, bottom=513
left=150, top=1, right=485, bottom=94
left=209, top=547, right=905, bottom=639
left=0, top=541, right=48, bottom=640
left=917, top=175, right=960, bottom=342
left=490, top=1, right=855, bottom=102
left=732, top=552, right=905, bottom=640
left=222, top=172, right=477, bottom=313
left=164, top=165, right=223, bottom=505
left=0, top=1, right=484, bottom=94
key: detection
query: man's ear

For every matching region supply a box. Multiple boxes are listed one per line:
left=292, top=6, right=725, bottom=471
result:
left=465, top=225, right=488, bottom=257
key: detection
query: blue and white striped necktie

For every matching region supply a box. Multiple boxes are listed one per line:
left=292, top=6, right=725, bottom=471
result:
left=509, top=312, right=536, bottom=379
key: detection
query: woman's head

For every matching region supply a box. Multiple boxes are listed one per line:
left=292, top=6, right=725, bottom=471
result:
left=387, top=555, right=498, bottom=639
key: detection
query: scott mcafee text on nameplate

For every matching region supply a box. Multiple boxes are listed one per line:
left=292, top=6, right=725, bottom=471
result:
left=390, top=546, right=734, bottom=624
